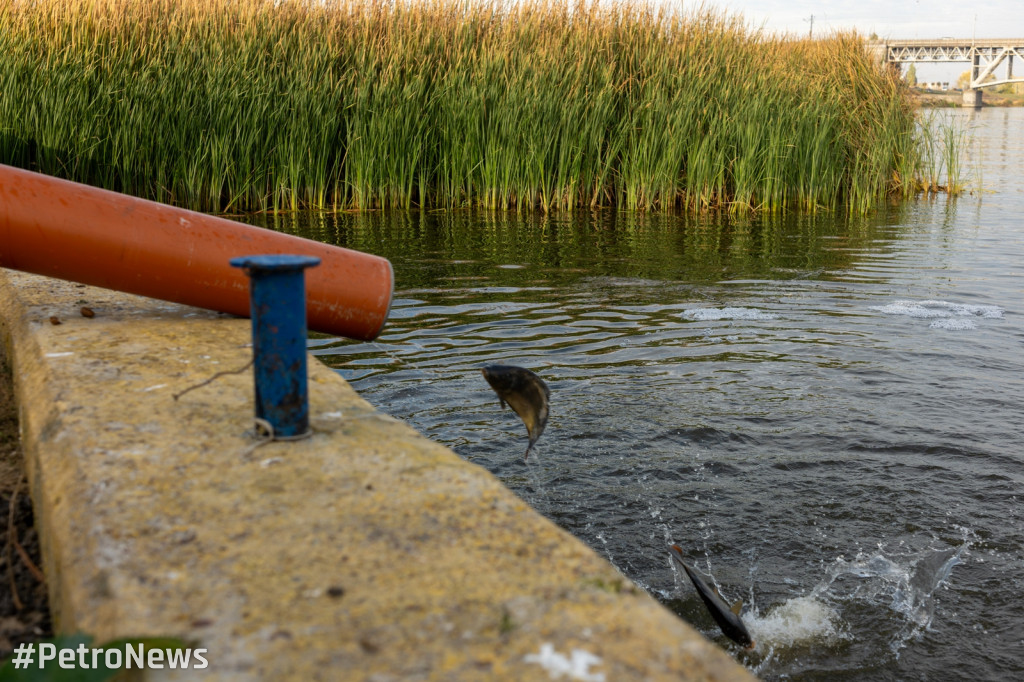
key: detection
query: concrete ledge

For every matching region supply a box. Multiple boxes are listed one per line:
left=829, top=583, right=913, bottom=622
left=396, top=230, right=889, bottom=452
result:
left=0, top=268, right=754, bottom=680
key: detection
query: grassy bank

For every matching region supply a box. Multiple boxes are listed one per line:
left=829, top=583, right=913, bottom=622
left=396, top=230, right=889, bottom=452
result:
left=1, top=0, right=928, bottom=213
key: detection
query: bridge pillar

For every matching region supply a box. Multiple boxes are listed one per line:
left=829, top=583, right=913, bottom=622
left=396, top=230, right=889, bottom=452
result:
left=962, top=88, right=983, bottom=107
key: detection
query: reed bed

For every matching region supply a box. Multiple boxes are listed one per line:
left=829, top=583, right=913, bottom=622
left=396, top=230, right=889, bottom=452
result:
left=915, top=112, right=970, bottom=194
left=0, top=0, right=937, bottom=213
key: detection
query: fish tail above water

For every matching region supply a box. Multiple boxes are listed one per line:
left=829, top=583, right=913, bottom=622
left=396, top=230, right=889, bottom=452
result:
left=669, top=544, right=755, bottom=649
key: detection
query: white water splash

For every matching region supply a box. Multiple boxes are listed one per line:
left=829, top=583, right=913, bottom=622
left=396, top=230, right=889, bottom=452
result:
left=870, top=299, right=1003, bottom=323
left=814, top=541, right=967, bottom=654
left=929, top=318, right=977, bottom=330
left=682, top=307, right=778, bottom=321
left=743, top=536, right=969, bottom=672
left=746, top=596, right=843, bottom=649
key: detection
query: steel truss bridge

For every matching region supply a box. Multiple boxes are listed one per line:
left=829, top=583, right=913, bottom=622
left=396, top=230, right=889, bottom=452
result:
left=869, top=39, right=1024, bottom=89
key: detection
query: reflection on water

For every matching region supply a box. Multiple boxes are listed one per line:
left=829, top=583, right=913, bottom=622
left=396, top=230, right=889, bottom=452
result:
left=244, top=108, right=1024, bottom=680
left=259, top=208, right=905, bottom=287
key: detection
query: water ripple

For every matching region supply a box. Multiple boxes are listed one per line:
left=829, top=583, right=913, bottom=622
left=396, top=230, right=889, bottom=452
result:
left=308, top=109, right=1024, bottom=682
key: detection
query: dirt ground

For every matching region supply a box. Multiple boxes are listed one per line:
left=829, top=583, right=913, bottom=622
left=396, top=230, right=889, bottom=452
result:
left=0, top=346, right=52, bottom=659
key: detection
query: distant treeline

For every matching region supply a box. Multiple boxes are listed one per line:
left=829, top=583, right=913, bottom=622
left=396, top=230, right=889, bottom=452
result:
left=0, top=0, right=927, bottom=213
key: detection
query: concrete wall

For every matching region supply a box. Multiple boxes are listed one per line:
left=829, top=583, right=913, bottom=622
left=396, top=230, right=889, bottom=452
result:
left=0, top=269, right=755, bottom=680
left=962, top=88, right=983, bottom=107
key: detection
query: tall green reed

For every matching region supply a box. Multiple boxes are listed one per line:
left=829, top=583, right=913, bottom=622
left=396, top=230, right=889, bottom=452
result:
left=939, top=117, right=969, bottom=195
left=0, top=0, right=930, bottom=214
left=913, top=111, right=971, bottom=195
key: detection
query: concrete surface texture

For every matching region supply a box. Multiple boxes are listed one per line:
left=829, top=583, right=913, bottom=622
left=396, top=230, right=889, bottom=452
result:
left=0, top=268, right=755, bottom=681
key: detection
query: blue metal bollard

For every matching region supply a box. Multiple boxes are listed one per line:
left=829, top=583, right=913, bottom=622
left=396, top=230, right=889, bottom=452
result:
left=230, top=254, right=321, bottom=440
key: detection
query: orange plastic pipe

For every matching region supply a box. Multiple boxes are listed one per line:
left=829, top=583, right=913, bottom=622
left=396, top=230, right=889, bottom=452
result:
left=0, top=164, right=392, bottom=340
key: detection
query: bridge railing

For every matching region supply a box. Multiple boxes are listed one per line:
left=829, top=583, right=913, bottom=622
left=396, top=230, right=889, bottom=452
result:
left=868, top=39, right=1024, bottom=90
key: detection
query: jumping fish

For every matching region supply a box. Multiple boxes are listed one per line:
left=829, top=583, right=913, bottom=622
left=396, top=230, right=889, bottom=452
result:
left=669, top=544, right=755, bottom=649
left=480, top=364, right=550, bottom=459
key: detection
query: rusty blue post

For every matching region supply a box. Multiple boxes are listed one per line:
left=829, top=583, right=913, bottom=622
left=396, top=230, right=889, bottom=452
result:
left=230, top=254, right=321, bottom=440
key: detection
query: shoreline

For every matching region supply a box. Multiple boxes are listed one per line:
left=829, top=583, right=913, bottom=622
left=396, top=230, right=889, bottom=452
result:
left=0, top=268, right=755, bottom=680
left=914, top=89, right=1024, bottom=107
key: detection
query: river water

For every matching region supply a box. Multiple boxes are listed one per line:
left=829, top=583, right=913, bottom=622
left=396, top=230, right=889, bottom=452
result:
left=247, top=107, right=1023, bottom=680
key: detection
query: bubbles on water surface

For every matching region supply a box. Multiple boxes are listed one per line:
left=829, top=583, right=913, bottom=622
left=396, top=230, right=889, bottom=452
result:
left=682, top=306, right=779, bottom=321
left=870, top=299, right=1004, bottom=329
left=929, top=318, right=977, bottom=330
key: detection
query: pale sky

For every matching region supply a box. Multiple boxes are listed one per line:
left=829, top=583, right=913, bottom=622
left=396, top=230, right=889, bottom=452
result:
left=692, top=0, right=1024, bottom=81
left=711, top=0, right=1021, bottom=40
